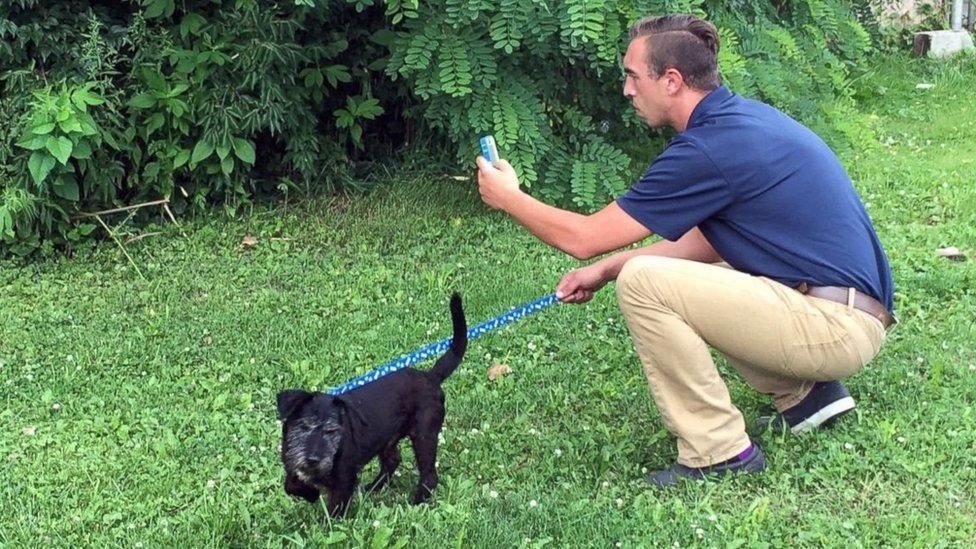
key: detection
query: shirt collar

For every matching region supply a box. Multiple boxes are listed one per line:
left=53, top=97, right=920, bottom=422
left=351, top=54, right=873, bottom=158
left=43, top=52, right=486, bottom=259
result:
left=686, top=85, right=732, bottom=130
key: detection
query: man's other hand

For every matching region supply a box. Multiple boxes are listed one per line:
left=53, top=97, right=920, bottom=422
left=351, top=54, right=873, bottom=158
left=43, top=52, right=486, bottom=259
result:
left=555, top=264, right=610, bottom=304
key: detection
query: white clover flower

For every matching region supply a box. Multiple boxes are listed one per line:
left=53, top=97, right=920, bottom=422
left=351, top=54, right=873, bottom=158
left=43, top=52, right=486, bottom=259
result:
left=529, top=499, right=538, bottom=508
left=489, top=490, right=499, bottom=498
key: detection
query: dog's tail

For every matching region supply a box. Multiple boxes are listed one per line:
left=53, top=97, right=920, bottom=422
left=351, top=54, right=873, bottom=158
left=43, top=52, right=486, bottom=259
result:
left=428, top=293, right=467, bottom=384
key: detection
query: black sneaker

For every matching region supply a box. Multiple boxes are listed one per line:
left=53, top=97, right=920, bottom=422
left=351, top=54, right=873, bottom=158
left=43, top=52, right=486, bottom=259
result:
left=756, top=380, right=856, bottom=434
left=644, top=442, right=766, bottom=488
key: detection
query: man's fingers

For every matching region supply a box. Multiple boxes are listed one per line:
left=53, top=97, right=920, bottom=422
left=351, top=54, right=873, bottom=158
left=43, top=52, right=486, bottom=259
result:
left=556, top=274, right=579, bottom=301
left=564, top=290, right=592, bottom=304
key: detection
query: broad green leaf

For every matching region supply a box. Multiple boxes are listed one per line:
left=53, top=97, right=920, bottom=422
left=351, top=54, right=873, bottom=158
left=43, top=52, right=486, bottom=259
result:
left=71, top=140, right=93, bottom=160
left=334, top=109, right=354, bottom=129
left=102, top=131, right=120, bottom=150
left=173, top=149, right=191, bottom=168
left=325, top=65, right=352, bottom=87
left=28, top=151, right=56, bottom=185
left=46, top=136, right=73, bottom=165
left=127, top=94, right=157, bottom=108
left=146, top=113, right=165, bottom=137
left=169, top=99, right=186, bottom=118
left=71, top=88, right=104, bottom=110
left=232, top=138, right=255, bottom=164
left=53, top=175, right=80, bottom=201
left=141, top=67, right=169, bottom=92
left=78, top=113, right=100, bottom=136
left=16, top=134, right=48, bottom=151
left=190, top=140, right=214, bottom=165
left=220, top=155, right=234, bottom=175
left=31, top=122, right=56, bottom=135
left=216, top=144, right=230, bottom=161
left=356, top=98, right=384, bottom=119
left=59, top=116, right=83, bottom=134
left=168, top=83, right=189, bottom=97
left=180, top=12, right=206, bottom=38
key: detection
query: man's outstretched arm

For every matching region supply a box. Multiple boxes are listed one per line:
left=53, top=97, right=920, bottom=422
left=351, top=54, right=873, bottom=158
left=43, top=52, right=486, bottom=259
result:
left=476, top=157, right=651, bottom=259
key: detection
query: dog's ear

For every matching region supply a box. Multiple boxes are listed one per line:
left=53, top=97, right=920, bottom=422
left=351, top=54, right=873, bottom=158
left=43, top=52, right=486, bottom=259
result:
left=277, top=390, right=313, bottom=420
left=332, top=395, right=369, bottom=427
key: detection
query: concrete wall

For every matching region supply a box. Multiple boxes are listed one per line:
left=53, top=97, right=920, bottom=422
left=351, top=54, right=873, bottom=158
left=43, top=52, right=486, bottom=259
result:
left=879, top=1, right=941, bottom=25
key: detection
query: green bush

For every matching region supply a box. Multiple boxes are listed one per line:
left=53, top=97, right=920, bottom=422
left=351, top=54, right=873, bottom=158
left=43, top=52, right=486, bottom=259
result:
left=1, top=0, right=879, bottom=255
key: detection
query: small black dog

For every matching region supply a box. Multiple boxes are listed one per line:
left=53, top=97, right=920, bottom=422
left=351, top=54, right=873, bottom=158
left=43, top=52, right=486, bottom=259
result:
left=276, top=293, right=467, bottom=516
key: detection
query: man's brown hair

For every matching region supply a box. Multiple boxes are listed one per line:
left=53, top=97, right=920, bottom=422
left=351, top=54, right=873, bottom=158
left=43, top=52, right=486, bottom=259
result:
left=628, top=14, right=721, bottom=91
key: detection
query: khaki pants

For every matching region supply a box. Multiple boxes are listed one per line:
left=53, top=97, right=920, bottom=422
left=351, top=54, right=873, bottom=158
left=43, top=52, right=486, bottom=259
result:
left=615, top=256, right=887, bottom=467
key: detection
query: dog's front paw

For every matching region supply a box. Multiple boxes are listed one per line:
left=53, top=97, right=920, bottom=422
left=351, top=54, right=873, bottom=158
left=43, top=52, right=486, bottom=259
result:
left=410, top=487, right=433, bottom=505
left=285, top=474, right=320, bottom=503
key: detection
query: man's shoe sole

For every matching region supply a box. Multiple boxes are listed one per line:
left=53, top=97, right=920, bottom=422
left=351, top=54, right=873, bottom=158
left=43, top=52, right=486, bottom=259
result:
left=789, top=396, right=855, bottom=433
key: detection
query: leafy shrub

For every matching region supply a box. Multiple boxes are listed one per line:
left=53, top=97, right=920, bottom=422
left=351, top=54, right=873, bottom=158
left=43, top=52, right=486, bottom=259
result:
left=0, top=0, right=879, bottom=255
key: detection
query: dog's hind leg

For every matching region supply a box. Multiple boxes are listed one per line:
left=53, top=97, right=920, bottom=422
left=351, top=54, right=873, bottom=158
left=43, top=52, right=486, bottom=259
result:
left=408, top=409, right=445, bottom=504
left=364, top=441, right=402, bottom=493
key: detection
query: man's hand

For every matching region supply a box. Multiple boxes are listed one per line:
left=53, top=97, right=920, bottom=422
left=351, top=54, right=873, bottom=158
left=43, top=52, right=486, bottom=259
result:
left=476, top=156, right=521, bottom=211
left=555, top=263, right=610, bottom=304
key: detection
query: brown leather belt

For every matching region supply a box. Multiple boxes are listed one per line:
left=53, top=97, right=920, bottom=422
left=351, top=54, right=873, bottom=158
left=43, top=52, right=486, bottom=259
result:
left=795, top=283, right=896, bottom=329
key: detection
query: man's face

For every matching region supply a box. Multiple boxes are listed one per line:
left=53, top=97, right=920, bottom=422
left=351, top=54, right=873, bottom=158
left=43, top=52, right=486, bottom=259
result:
left=622, top=37, right=672, bottom=128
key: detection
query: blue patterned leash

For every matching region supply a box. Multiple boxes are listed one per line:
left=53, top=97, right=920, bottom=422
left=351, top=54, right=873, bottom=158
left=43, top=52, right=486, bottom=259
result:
left=328, top=293, right=560, bottom=395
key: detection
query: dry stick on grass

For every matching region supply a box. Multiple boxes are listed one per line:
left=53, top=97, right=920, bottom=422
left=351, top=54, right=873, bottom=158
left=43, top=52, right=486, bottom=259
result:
left=77, top=199, right=171, bottom=218
left=93, top=214, right=147, bottom=281
left=161, top=203, right=186, bottom=237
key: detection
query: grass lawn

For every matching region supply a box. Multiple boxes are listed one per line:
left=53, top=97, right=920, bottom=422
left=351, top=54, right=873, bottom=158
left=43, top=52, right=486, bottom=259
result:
left=2, top=53, right=974, bottom=547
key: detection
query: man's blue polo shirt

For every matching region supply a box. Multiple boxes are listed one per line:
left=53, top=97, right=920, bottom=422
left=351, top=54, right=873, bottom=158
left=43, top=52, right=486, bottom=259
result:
left=616, top=85, right=894, bottom=311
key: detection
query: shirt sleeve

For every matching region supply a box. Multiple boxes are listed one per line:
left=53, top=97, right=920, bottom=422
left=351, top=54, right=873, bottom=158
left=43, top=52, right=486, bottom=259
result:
left=615, top=137, right=732, bottom=241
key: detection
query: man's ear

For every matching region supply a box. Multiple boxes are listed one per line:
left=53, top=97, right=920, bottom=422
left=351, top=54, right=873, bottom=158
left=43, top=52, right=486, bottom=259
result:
left=277, top=390, right=313, bottom=420
left=664, top=67, right=684, bottom=95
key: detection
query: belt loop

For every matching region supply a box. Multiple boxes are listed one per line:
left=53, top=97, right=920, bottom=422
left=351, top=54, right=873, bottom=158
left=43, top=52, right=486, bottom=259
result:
left=846, top=287, right=856, bottom=310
